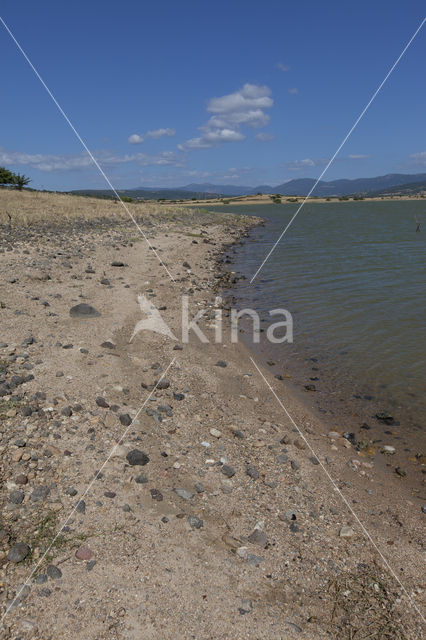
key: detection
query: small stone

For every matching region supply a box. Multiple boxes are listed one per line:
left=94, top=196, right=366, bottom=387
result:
left=293, top=438, right=306, bottom=450
left=135, top=475, right=148, bottom=484
left=215, top=360, right=227, bottom=368
left=76, top=500, right=86, bottom=514
left=75, top=545, right=93, bottom=560
left=209, top=428, right=222, bottom=438
left=31, top=486, right=50, bottom=502
left=35, top=573, right=47, bottom=584
left=104, top=491, right=116, bottom=499
left=277, top=454, right=288, bottom=464
left=126, top=449, right=150, bottom=466
left=61, top=406, right=73, bottom=417
left=421, top=506, right=426, bottom=514
left=95, top=397, right=109, bottom=408
left=46, top=564, right=62, bottom=580
left=187, top=515, right=203, bottom=529
left=150, top=488, right=163, bottom=501
left=7, top=542, right=31, bottom=563
left=9, top=490, right=24, bottom=504
left=221, top=464, right=235, bottom=478
left=69, top=303, right=101, bottom=318
left=246, top=553, right=264, bottom=567
left=119, top=413, right=132, bottom=426
left=111, top=261, right=125, bottom=267
left=248, top=529, right=268, bottom=547
left=173, top=488, right=194, bottom=500
left=395, top=467, right=406, bottom=477
left=86, top=560, right=97, bottom=571
left=155, top=378, right=170, bottom=390
left=194, top=482, right=204, bottom=493
left=65, top=487, right=78, bottom=496
left=15, top=474, right=28, bottom=485
left=339, top=525, right=355, bottom=538
left=100, top=341, right=115, bottom=349
left=246, top=465, right=259, bottom=480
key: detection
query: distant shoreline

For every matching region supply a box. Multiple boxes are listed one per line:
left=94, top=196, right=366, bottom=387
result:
left=183, top=193, right=426, bottom=206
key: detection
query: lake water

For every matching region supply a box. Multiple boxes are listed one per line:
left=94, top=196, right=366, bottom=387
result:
left=212, top=201, right=426, bottom=432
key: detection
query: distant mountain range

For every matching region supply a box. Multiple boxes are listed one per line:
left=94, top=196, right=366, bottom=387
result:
left=70, top=172, right=426, bottom=200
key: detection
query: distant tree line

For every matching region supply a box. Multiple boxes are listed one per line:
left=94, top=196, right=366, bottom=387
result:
left=0, top=166, right=31, bottom=191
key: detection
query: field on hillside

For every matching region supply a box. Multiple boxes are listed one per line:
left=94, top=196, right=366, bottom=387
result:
left=0, top=189, right=191, bottom=226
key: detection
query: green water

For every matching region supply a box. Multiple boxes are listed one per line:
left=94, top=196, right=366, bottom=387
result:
left=214, top=201, right=426, bottom=429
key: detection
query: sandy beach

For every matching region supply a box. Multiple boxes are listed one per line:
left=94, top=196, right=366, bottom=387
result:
left=0, top=191, right=424, bottom=639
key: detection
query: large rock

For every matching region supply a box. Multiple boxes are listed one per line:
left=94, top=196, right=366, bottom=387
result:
left=69, top=304, right=101, bottom=318
left=8, top=542, right=31, bottom=563
left=126, top=449, right=150, bottom=466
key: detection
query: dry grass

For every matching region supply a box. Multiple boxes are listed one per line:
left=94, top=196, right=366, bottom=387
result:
left=0, top=190, right=257, bottom=235
left=0, top=189, right=191, bottom=226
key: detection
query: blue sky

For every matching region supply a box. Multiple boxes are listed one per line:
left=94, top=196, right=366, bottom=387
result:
left=1, top=0, right=425, bottom=190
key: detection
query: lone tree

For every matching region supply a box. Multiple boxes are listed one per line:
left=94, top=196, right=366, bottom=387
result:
left=13, top=173, right=31, bottom=190
left=0, top=167, right=16, bottom=187
left=0, top=167, right=31, bottom=190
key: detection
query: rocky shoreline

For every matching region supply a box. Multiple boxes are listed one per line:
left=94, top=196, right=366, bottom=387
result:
left=0, top=201, right=424, bottom=639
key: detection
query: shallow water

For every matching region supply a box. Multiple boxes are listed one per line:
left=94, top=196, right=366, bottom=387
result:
left=213, top=201, right=426, bottom=430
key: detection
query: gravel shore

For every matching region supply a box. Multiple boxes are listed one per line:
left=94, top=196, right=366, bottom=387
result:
left=0, top=200, right=424, bottom=639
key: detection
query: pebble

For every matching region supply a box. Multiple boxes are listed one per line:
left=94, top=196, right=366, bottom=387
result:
left=246, top=553, right=264, bottom=567
left=9, top=490, right=24, bottom=504
left=246, top=465, right=259, bottom=480
left=31, top=486, right=50, bottom=502
left=46, top=564, right=62, bottom=580
left=187, top=515, right=203, bottom=529
left=221, top=464, right=235, bottom=478
left=215, top=360, right=227, bottom=368
left=75, top=545, right=94, bottom=560
left=69, top=303, right=101, bottom=318
left=339, top=525, right=355, bottom=538
left=126, top=449, right=150, bottom=466
left=248, top=529, right=268, bottom=547
left=96, top=397, right=109, bottom=408
left=174, top=488, right=194, bottom=500
left=119, top=413, right=132, bottom=426
left=209, top=428, right=222, bottom=438
left=7, top=542, right=30, bottom=563
left=150, top=488, right=163, bottom=501
left=156, top=378, right=170, bottom=390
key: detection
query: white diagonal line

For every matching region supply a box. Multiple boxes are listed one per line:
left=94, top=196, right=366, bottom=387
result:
left=250, top=356, right=425, bottom=623
left=1, top=358, right=176, bottom=622
left=0, top=15, right=175, bottom=283
left=250, top=16, right=426, bottom=283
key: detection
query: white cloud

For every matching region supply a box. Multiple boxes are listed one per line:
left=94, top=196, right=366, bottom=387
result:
left=128, top=128, right=176, bottom=144
left=276, top=62, right=290, bottom=72
left=128, top=134, right=145, bottom=144
left=288, top=87, right=299, bottom=95
left=179, top=83, right=273, bottom=151
left=347, top=154, right=370, bottom=159
left=0, top=147, right=183, bottom=172
left=255, top=132, right=275, bottom=142
left=180, top=129, right=245, bottom=150
left=147, top=127, right=176, bottom=139
left=284, top=157, right=328, bottom=171
left=409, top=151, right=426, bottom=166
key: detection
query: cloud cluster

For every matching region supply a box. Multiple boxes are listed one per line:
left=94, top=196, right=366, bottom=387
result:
left=0, top=147, right=182, bottom=172
left=128, top=128, right=176, bottom=144
left=179, top=83, right=273, bottom=150
left=410, top=151, right=426, bottom=166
